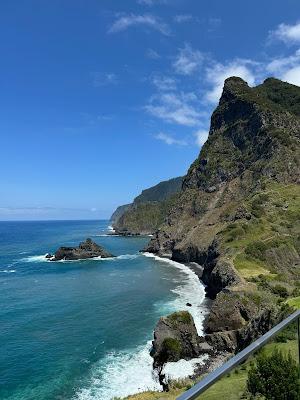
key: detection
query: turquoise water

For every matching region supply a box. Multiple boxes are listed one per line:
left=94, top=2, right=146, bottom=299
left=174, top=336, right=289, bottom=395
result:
left=0, top=220, right=206, bottom=400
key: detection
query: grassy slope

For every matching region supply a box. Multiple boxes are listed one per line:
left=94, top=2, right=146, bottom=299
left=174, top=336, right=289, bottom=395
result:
left=218, top=181, right=300, bottom=298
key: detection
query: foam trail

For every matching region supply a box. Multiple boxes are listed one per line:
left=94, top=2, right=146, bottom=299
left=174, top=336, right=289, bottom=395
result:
left=143, top=252, right=207, bottom=335
left=0, top=269, right=16, bottom=274
left=22, top=254, right=49, bottom=263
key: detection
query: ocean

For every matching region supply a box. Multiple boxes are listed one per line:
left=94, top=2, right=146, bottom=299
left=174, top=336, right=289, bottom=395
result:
left=0, top=220, right=207, bottom=400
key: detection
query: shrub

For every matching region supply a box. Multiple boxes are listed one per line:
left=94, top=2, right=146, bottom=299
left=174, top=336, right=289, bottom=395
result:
left=247, top=349, right=300, bottom=399
left=271, top=284, right=289, bottom=298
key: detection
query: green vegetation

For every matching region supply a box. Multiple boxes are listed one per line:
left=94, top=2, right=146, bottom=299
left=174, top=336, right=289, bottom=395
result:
left=247, top=349, right=300, bottom=399
left=114, top=193, right=179, bottom=234
left=169, top=311, right=193, bottom=325
left=134, top=177, right=183, bottom=204
left=219, top=182, right=300, bottom=291
left=160, top=338, right=182, bottom=361
left=287, top=296, right=300, bottom=309
left=112, top=177, right=183, bottom=233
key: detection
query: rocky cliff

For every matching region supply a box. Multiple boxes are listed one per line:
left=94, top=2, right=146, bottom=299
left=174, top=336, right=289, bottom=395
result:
left=111, top=176, right=183, bottom=235
left=146, top=77, right=300, bottom=355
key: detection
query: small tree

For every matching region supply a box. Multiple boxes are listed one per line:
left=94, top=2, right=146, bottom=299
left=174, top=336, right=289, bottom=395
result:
left=247, top=348, right=300, bottom=400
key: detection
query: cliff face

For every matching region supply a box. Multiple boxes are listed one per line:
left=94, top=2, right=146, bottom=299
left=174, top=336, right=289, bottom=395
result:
left=146, top=77, right=300, bottom=352
left=111, top=177, right=183, bottom=235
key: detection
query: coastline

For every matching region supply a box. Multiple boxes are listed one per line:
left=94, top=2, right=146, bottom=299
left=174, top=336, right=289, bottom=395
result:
left=140, top=252, right=227, bottom=389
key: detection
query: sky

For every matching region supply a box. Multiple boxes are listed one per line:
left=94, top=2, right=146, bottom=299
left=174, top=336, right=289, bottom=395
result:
left=1, top=0, right=300, bottom=220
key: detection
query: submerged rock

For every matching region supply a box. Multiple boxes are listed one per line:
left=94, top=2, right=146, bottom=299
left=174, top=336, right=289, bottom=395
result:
left=49, top=238, right=115, bottom=261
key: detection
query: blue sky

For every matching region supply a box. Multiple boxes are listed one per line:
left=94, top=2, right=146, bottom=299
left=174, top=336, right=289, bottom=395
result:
left=1, top=0, right=300, bottom=220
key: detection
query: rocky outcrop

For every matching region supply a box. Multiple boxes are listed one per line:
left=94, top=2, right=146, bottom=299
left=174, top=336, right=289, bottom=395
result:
left=49, top=238, right=115, bottom=261
left=151, top=311, right=213, bottom=390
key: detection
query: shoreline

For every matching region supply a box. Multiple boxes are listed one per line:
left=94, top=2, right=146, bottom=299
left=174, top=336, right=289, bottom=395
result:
left=140, top=251, right=225, bottom=387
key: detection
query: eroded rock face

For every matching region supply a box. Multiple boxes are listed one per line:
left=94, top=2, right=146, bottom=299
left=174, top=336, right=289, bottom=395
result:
left=151, top=311, right=210, bottom=369
left=50, top=238, right=115, bottom=261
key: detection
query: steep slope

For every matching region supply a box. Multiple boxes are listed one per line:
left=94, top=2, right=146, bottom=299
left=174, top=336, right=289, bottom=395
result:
left=146, top=77, right=300, bottom=353
left=111, top=177, right=183, bottom=235
left=110, top=204, right=131, bottom=224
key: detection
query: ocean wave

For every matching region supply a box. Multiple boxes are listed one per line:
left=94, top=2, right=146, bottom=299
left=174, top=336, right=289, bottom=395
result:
left=0, top=269, right=16, bottom=274
left=116, top=254, right=139, bottom=260
left=21, top=254, right=49, bottom=263
left=142, top=252, right=207, bottom=335
left=74, top=341, right=160, bottom=400
left=74, top=340, right=207, bottom=400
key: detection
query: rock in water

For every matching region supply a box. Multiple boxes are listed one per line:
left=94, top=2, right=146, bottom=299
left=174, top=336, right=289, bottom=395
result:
left=50, top=238, right=115, bottom=261
left=151, top=311, right=203, bottom=368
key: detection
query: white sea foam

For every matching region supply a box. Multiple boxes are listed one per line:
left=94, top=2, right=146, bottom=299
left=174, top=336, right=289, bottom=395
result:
left=22, top=254, right=49, bottom=263
left=163, top=355, right=208, bottom=380
left=116, top=254, right=139, bottom=260
left=143, top=252, right=207, bottom=335
left=0, top=269, right=16, bottom=273
left=74, top=251, right=208, bottom=400
left=107, top=225, right=115, bottom=233
left=74, top=341, right=160, bottom=400
left=74, top=341, right=207, bottom=400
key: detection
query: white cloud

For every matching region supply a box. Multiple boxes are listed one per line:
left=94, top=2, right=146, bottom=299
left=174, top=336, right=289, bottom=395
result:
left=173, top=44, right=204, bottom=75
left=108, top=14, right=170, bottom=35
left=265, top=49, right=300, bottom=86
left=282, top=66, right=300, bottom=86
left=152, top=75, right=177, bottom=91
left=145, top=91, right=203, bottom=126
left=146, top=48, right=160, bottom=59
left=155, top=132, right=187, bottom=146
left=91, top=72, right=118, bottom=87
left=270, top=22, right=300, bottom=44
left=194, top=129, right=209, bottom=147
left=205, top=60, right=256, bottom=103
left=174, top=14, right=192, bottom=23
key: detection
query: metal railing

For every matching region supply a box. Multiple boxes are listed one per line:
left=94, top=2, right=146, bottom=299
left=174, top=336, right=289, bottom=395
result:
left=177, top=309, right=300, bottom=400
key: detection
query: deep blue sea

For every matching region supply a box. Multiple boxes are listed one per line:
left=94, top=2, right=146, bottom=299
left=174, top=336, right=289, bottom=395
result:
left=0, top=220, right=207, bottom=400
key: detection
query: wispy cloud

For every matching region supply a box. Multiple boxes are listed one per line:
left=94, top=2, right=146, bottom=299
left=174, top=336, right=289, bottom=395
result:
left=266, top=49, right=300, bottom=85
left=174, top=14, right=193, bottom=23
left=269, top=21, right=300, bottom=44
left=152, top=75, right=177, bottom=91
left=155, top=132, right=187, bottom=146
left=91, top=72, right=118, bottom=87
left=145, top=91, right=203, bottom=126
left=173, top=44, right=204, bottom=75
left=108, top=14, right=170, bottom=35
left=137, top=0, right=168, bottom=5
left=146, top=48, right=160, bottom=59
left=205, top=59, right=256, bottom=103
left=194, top=129, right=209, bottom=147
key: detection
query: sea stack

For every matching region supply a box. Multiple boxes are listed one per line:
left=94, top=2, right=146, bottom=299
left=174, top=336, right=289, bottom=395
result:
left=49, top=238, right=115, bottom=261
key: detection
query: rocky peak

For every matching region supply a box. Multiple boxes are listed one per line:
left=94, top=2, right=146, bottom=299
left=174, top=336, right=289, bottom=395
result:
left=219, top=76, right=250, bottom=105
left=183, top=77, right=300, bottom=191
